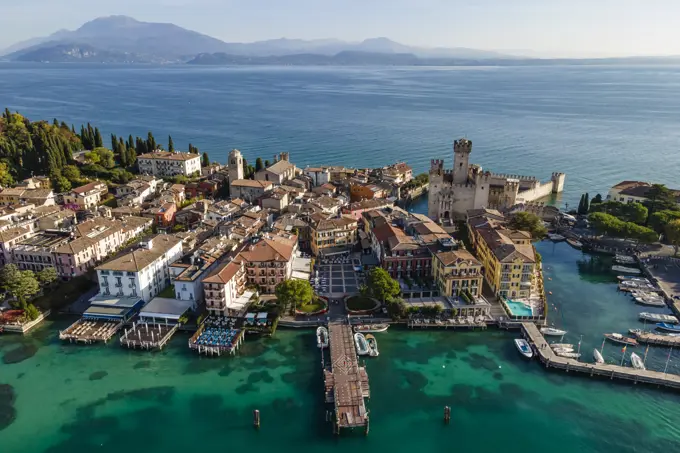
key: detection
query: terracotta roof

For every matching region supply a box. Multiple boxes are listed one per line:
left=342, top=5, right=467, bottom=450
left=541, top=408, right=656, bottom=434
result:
left=612, top=180, right=649, bottom=190
left=22, top=188, right=54, bottom=198
left=265, top=160, right=296, bottom=175
left=72, top=181, right=105, bottom=194
left=96, top=235, right=182, bottom=272
left=203, top=261, right=243, bottom=284
left=435, top=249, right=480, bottom=267
left=0, top=226, right=31, bottom=242
left=239, top=237, right=295, bottom=263
left=0, top=188, right=26, bottom=196
left=230, top=179, right=273, bottom=189
left=138, top=151, right=201, bottom=161
left=313, top=216, right=357, bottom=232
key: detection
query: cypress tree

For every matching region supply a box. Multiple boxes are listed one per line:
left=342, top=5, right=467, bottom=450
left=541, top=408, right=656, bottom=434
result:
left=94, top=127, right=103, bottom=148
left=118, top=137, right=128, bottom=167
left=577, top=194, right=585, bottom=215
left=255, top=157, right=264, bottom=172
left=201, top=152, right=210, bottom=167
left=53, top=118, right=59, bottom=127
left=111, top=134, right=118, bottom=151
left=584, top=193, right=590, bottom=214
left=168, top=135, right=174, bottom=153
left=128, top=134, right=134, bottom=150
left=264, top=160, right=270, bottom=167
left=147, top=132, right=156, bottom=152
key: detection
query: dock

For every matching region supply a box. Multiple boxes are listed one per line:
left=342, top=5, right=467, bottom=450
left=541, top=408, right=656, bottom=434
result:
left=631, top=330, right=680, bottom=347
left=188, top=317, right=245, bottom=356
left=59, top=319, right=122, bottom=344
left=407, top=317, right=487, bottom=329
left=522, top=322, right=680, bottom=390
left=324, top=321, right=370, bottom=435
left=120, top=321, right=179, bottom=350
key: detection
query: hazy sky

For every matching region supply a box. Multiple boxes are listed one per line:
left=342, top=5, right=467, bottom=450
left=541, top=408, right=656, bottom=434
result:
left=2, top=0, right=678, bottom=57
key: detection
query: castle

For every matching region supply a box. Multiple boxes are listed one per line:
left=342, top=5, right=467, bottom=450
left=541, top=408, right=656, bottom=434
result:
left=428, top=139, right=565, bottom=221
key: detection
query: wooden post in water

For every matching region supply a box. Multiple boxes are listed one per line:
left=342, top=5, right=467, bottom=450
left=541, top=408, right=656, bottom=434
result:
left=444, top=406, right=451, bottom=424
left=253, top=409, right=260, bottom=429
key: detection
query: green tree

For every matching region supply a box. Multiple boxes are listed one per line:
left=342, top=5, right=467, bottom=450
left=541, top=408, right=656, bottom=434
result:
left=168, top=135, right=174, bottom=152
left=264, top=159, right=270, bottom=167
left=589, top=201, right=647, bottom=224
left=364, top=268, right=400, bottom=303
left=577, top=194, right=585, bottom=215
left=649, top=210, right=680, bottom=234
left=52, top=176, right=72, bottom=193
left=508, top=211, right=547, bottom=240
left=385, top=298, right=407, bottom=320
left=0, top=161, right=15, bottom=187
left=24, top=304, right=40, bottom=321
left=93, top=127, right=103, bottom=148
left=275, top=279, right=313, bottom=314
left=201, top=152, right=210, bottom=167
left=86, top=147, right=115, bottom=169
left=0, top=265, right=40, bottom=309
left=36, top=267, right=58, bottom=287
left=255, top=157, right=264, bottom=172
left=110, top=133, right=118, bottom=151
left=665, top=219, right=680, bottom=256
left=146, top=132, right=157, bottom=151
left=591, top=193, right=603, bottom=205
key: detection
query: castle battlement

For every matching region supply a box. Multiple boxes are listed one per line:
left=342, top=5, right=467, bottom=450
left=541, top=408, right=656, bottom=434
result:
left=490, top=172, right=537, bottom=182
left=453, top=138, right=472, bottom=154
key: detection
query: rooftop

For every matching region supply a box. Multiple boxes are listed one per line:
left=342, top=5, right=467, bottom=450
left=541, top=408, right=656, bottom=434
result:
left=230, top=179, right=273, bottom=189
left=265, top=159, right=296, bottom=175
left=435, top=249, right=481, bottom=267
left=138, top=150, right=201, bottom=161
left=96, top=235, right=182, bottom=272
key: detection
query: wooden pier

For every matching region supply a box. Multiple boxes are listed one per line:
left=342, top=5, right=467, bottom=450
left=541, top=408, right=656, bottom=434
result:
left=120, top=322, right=179, bottom=350
left=522, top=322, right=680, bottom=390
left=59, top=319, right=122, bottom=344
left=407, top=318, right=487, bottom=329
left=324, top=321, right=370, bottom=435
left=631, top=330, right=680, bottom=347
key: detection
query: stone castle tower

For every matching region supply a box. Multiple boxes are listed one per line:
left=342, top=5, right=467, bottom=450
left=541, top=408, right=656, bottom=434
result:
left=228, top=149, right=244, bottom=182
left=453, top=139, right=472, bottom=184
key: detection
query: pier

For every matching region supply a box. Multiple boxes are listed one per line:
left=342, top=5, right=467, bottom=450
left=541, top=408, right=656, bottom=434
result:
left=522, top=322, right=680, bottom=390
left=631, top=330, right=680, bottom=347
left=120, top=321, right=179, bottom=350
left=324, top=321, right=370, bottom=434
left=188, top=317, right=245, bottom=356
left=59, top=319, right=122, bottom=344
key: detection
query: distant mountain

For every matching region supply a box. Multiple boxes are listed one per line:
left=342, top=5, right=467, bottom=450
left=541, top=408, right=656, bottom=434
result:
left=11, top=43, right=161, bottom=63
left=188, top=51, right=424, bottom=66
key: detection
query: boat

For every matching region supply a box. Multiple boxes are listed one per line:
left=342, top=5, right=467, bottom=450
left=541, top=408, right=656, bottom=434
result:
left=354, top=323, right=389, bottom=333
left=556, top=352, right=581, bottom=359
left=604, top=333, right=638, bottom=346
left=354, top=333, right=370, bottom=356
left=617, top=276, right=649, bottom=282
left=553, top=347, right=575, bottom=354
left=630, top=352, right=645, bottom=370
left=611, top=265, right=641, bottom=275
left=634, top=296, right=666, bottom=307
left=316, top=326, right=329, bottom=349
left=628, top=328, right=644, bottom=337
left=550, top=343, right=574, bottom=349
left=541, top=327, right=567, bottom=336
left=615, top=255, right=636, bottom=264
left=593, top=349, right=604, bottom=364
left=639, top=312, right=678, bottom=324
left=514, top=339, right=533, bottom=358
left=365, top=334, right=379, bottom=357
left=547, top=233, right=566, bottom=242
left=656, top=322, right=680, bottom=333
left=566, top=238, right=583, bottom=249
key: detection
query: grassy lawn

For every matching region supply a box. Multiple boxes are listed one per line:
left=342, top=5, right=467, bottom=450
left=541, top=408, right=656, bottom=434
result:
left=346, top=295, right=378, bottom=311
left=297, top=299, right=327, bottom=313
left=158, top=285, right=176, bottom=298
left=33, top=276, right=97, bottom=311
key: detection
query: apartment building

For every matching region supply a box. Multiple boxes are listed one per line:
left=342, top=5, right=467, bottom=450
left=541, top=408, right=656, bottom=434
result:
left=0, top=226, right=34, bottom=266
left=137, top=150, right=202, bottom=177
left=13, top=231, right=72, bottom=272
left=95, top=235, right=184, bottom=303
left=0, top=187, right=56, bottom=206
left=432, top=250, right=484, bottom=297
left=310, top=215, right=358, bottom=256
left=203, top=260, right=248, bottom=316
left=240, top=233, right=297, bottom=293
left=63, top=181, right=108, bottom=210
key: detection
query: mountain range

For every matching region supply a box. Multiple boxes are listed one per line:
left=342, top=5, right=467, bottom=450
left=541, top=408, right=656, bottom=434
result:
left=1, top=15, right=513, bottom=63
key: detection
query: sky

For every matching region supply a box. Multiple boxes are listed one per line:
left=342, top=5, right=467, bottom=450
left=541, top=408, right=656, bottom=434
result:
left=1, top=0, right=679, bottom=57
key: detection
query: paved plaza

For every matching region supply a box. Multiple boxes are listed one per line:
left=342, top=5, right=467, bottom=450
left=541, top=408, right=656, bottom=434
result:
left=313, top=263, right=362, bottom=296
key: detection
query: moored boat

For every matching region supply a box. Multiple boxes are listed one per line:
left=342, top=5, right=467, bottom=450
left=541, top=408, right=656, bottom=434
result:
left=604, top=333, right=638, bottom=346
left=365, top=334, right=379, bottom=357
left=547, top=233, right=566, bottom=242
left=550, top=343, right=574, bottom=349
left=656, top=322, right=680, bottom=333
left=541, top=327, right=567, bottom=336
left=593, top=349, right=604, bottom=364
left=316, top=326, right=329, bottom=349
left=630, top=352, right=645, bottom=370
left=617, top=276, right=650, bottom=283
left=514, top=338, right=533, bottom=358
left=353, top=323, right=389, bottom=333
left=639, top=312, right=678, bottom=324
left=566, top=238, right=583, bottom=249
left=612, top=265, right=641, bottom=275
left=354, top=332, right=370, bottom=356
left=634, top=296, right=666, bottom=307
left=553, top=347, right=574, bottom=354
left=556, top=352, right=581, bottom=359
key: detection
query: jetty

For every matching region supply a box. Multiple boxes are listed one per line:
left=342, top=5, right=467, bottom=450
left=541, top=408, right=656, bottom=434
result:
left=323, top=321, right=370, bottom=435
left=631, top=330, right=680, bottom=347
left=522, top=323, right=680, bottom=389
left=59, top=319, right=122, bottom=344
left=188, top=317, right=245, bottom=356
left=120, top=321, right=179, bottom=350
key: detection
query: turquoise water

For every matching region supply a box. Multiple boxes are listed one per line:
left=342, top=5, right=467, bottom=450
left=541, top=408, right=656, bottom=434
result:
left=506, top=300, right=534, bottom=317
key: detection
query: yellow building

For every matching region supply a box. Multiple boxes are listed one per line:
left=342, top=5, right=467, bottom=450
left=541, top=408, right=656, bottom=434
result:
left=467, top=211, right=535, bottom=299
left=432, top=250, right=483, bottom=297
left=310, top=215, right=358, bottom=256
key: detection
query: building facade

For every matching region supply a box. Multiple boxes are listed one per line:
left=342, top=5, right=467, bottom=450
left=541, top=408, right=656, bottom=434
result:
left=310, top=216, right=358, bottom=256
left=229, top=179, right=273, bottom=203
left=203, top=261, right=248, bottom=316
left=240, top=234, right=297, bottom=293
left=137, top=150, right=202, bottom=177
left=432, top=250, right=483, bottom=297
left=64, top=181, right=108, bottom=210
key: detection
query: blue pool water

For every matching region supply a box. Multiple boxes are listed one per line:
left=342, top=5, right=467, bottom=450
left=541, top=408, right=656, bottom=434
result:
left=506, top=300, right=534, bottom=317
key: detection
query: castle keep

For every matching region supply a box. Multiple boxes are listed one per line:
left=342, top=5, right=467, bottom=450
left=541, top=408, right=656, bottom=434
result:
left=428, top=139, right=565, bottom=220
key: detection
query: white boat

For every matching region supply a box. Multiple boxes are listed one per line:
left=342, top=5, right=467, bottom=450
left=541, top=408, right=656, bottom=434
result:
left=566, top=238, right=583, bottom=249
left=557, top=352, right=581, bottom=359
left=365, top=334, right=379, bottom=357
left=354, top=333, right=370, bottom=356
left=551, top=343, right=574, bottom=349
left=639, top=312, right=678, bottom=324
left=541, top=327, right=567, bottom=336
left=615, top=255, right=636, bottom=264
left=617, top=276, right=649, bottom=282
left=593, top=349, right=604, bottom=364
left=514, top=339, right=533, bottom=358
left=553, top=347, right=575, bottom=354
left=316, top=326, right=329, bottom=349
left=354, top=323, right=390, bottom=333
left=612, top=265, right=641, bottom=275
left=604, top=333, right=638, bottom=346
left=630, top=352, right=646, bottom=370
left=547, top=233, right=566, bottom=242
left=634, top=296, right=666, bottom=307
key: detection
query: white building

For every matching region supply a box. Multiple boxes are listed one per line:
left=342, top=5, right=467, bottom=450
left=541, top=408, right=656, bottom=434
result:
left=303, top=167, right=331, bottom=187
left=95, top=235, right=184, bottom=302
left=137, top=150, right=202, bottom=178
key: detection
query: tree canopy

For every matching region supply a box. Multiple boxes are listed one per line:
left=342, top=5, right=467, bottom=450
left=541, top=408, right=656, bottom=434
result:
left=665, top=219, right=680, bottom=256
left=363, top=268, right=400, bottom=303
left=275, top=279, right=313, bottom=313
left=0, top=264, right=41, bottom=309
left=649, top=210, right=680, bottom=235
left=36, top=267, right=58, bottom=287
left=588, top=212, right=658, bottom=243
left=589, top=200, right=648, bottom=224
left=508, top=211, right=547, bottom=240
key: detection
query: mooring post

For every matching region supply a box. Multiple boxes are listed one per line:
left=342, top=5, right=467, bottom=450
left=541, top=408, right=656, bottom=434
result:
left=444, top=406, right=451, bottom=424
left=253, top=409, right=260, bottom=429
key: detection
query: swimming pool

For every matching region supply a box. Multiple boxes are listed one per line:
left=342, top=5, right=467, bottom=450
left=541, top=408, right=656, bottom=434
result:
left=505, top=300, right=534, bottom=317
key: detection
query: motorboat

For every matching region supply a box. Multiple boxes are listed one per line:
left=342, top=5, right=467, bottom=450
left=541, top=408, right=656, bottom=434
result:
left=634, top=296, right=666, bottom=307
left=551, top=343, right=574, bottom=349
left=628, top=328, right=644, bottom=337
left=615, top=255, right=636, bottom=264
left=514, top=339, right=533, bottom=358
left=316, top=326, right=329, bottom=349
left=547, top=233, right=566, bottom=242
left=541, top=327, right=567, bottom=336
left=365, top=334, right=379, bottom=357
left=656, top=323, right=680, bottom=333
left=566, top=238, right=583, bottom=249
left=593, top=349, right=604, bottom=364
left=612, top=265, right=641, bottom=275
left=556, top=352, right=581, bottom=359
left=354, top=333, right=370, bottom=356
left=639, top=312, right=678, bottom=324
left=604, top=333, right=638, bottom=346
left=617, top=276, right=650, bottom=283
left=353, top=323, right=389, bottom=333
left=553, top=347, right=575, bottom=354
left=630, top=352, right=645, bottom=370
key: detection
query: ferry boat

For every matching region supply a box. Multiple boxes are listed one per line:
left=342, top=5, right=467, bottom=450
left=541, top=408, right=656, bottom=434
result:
left=566, top=238, right=583, bottom=249
left=612, top=265, right=641, bottom=275
left=639, top=312, right=678, bottom=324
left=316, top=326, right=329, bottom=349
left=354, top=332, right=370, bottom=356
left=656, top=322, right=680, bottom=333
left=630, top=352, right=646, bottom=370
left=593, top=349, right=604, bottom=364
left=365, top=334, right=379, bottom=357
left=353, top=323, right=389, bottom=333
left=541, top=327, right=567, bottom=336
left=604, top=333, right=638, bottom=346
left=547, top=233, right=566, bottom=242
left=514, top=339, right=533, bottom=358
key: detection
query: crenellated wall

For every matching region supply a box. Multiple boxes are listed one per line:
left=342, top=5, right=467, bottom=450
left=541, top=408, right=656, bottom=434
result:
left=515, top=181, right=554, bottom=204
